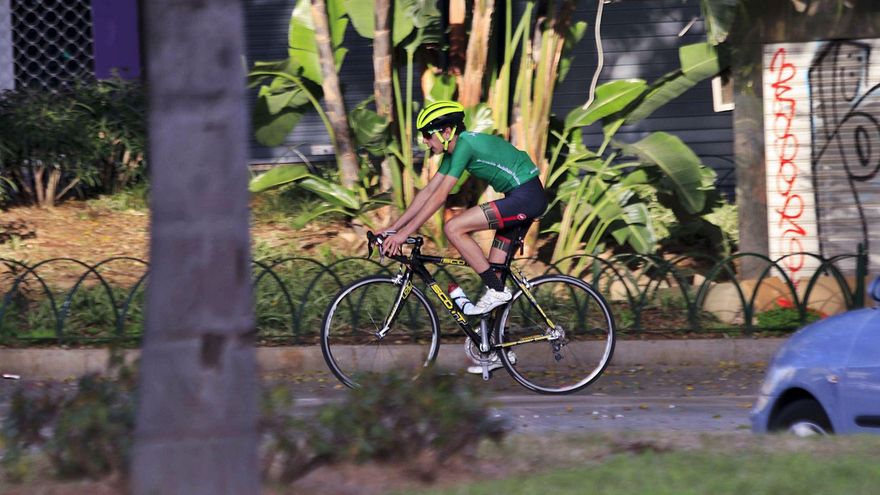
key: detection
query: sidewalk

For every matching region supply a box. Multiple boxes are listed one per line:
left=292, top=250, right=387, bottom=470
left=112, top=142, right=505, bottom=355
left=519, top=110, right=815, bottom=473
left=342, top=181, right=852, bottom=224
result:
left=0, top=338, right=784, bottom=380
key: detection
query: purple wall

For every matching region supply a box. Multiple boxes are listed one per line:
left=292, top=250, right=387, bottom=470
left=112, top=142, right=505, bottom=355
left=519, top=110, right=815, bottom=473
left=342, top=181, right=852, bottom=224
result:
left=91, top=0, right=141, bottom=79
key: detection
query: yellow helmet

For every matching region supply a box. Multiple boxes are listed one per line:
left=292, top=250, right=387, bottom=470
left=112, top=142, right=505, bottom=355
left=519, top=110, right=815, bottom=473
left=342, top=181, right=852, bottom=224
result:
left=416, top=100, right=465, bottom=132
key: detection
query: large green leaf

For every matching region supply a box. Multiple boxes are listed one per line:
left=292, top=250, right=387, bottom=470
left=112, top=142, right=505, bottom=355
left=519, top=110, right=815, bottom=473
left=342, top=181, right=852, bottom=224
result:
left=464, top=103, right=495, bottom=134
left=247, top=59, right=299, bottom=87
left=700, top=0, right=738, bottom=45
left=619, top=168, right=650, bottom=187
left=426, top=72, right=456, bottom=103
left=608, top=203, right=654, bottom=253
left=291, top=203, right=349, bottom=229
left=260, top=82, right=311, bottom=115
left=327, top=0, right=349, bottom=48
left=288, top=0, right=322, bottom=83
left=344, top=0, right=374, bottom=38
left=393, top=0, right=415, bottom=45
left=349, top=100, right=390, bottom=156
left=624, top=43, right=718, bottom=124
left=680, top=42, right=720, bottom=80
left=393, top=0, right=441, bottom=46
left=617, top=132, right=707, bottom=214
left=288, top=0, right=349, bottom=83
left=249, top=164, right=311, bottom=193
left=565, top=80, right=647, bottom=129
left=623, top=73, right=689, bottom=124
left=249, top=68, right=321, bottom=146
left=298, top=177, right=360, bottom=210
left=253, top=101, right=306, bottom=147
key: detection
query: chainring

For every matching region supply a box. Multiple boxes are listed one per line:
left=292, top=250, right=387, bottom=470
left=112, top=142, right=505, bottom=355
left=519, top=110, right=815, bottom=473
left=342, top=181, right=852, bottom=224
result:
left=463, top=336, right=497, bottom=364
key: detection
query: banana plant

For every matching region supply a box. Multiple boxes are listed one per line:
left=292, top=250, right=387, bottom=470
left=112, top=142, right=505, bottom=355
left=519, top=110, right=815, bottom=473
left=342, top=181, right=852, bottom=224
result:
left=248, top=0, right=349, bottom=144
left=248, top=162, right=390, bottom=230
left=547, top=42, right=721, bottom=264
left=248, top=0, right=365, bottom=188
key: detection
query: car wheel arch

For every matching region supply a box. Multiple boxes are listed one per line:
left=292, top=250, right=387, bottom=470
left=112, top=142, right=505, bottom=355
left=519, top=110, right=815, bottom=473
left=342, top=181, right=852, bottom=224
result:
left=768, top=388, right=834, bottom=434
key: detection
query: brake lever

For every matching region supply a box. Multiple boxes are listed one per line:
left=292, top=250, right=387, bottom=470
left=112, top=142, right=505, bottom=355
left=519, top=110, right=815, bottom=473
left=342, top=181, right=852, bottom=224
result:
left=378, top=238, right=385, bottom=262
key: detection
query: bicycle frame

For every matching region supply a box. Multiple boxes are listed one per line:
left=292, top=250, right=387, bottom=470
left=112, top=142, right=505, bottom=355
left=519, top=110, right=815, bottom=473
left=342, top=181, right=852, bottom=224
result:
left=378, top=240, right=558, bottom=352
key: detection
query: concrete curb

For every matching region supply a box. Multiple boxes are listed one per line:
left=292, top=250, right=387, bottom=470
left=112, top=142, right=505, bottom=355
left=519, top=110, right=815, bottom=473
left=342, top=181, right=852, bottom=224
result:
left=0, top=338, right=784, bottom=380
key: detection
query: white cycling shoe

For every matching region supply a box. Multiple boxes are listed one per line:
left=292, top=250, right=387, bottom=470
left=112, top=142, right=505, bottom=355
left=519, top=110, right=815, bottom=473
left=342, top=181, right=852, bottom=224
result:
left=466, top=350, right=517, bottom=375
left=463, top=287, right=512, bottom=315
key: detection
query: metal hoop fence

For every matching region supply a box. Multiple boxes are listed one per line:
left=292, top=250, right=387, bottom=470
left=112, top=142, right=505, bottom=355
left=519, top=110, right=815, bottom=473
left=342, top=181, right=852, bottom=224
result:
left=0, top=247, right=868, bottom=346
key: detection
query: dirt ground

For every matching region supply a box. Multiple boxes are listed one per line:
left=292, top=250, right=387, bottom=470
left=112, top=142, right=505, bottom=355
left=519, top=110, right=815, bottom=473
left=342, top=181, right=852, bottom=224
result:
left=0, top=202, right=375, bottom=264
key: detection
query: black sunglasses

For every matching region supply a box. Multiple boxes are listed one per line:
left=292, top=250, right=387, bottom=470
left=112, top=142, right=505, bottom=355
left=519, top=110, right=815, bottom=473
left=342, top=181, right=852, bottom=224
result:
left=421, top=129, right=438, bottom=139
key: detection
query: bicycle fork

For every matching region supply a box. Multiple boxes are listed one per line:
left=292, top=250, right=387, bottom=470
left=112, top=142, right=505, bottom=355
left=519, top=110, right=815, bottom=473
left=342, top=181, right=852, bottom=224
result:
left=376, top=269, right=413, bottom=339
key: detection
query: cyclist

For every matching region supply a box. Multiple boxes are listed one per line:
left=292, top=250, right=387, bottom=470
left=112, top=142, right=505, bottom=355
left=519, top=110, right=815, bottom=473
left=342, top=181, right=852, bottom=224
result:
left=382, top=100, right=548, bottom=317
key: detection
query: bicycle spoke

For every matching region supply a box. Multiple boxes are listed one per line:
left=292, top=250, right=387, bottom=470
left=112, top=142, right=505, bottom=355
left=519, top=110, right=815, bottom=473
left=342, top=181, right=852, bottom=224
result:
left=322, top=276, right=440, bottom=388
left=498, top=275, right=615, bottom=394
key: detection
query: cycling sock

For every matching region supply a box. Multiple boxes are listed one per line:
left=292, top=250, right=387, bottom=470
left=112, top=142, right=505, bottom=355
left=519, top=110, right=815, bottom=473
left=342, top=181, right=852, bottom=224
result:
left=479, top=269, right=505, bottom=291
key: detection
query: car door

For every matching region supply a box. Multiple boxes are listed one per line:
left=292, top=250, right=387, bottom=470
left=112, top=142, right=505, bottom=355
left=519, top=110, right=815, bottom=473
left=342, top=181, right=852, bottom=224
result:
left=840, top=309, right=880, bottom=434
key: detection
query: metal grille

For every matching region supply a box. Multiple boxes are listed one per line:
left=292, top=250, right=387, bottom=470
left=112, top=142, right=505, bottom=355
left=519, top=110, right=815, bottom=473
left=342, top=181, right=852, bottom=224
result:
left=8, top=0, right=94, bottom=89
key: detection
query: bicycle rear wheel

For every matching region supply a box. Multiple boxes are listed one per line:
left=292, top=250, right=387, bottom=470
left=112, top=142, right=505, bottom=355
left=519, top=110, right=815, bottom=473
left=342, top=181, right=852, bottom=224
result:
left=321, top=275, right=440, bottom=388
left=497, top=275, right=615, bottom=394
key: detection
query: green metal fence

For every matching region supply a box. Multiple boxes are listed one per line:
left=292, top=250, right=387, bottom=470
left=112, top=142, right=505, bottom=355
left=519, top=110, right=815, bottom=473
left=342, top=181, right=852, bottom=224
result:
left=0, top=247, right=869, bottom=345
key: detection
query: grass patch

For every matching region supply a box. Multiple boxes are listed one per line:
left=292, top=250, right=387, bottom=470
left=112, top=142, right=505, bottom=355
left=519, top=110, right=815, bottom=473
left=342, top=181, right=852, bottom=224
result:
left=408, top=433, right=880, bottom=495
left=85, top=183, right=149, bottom=212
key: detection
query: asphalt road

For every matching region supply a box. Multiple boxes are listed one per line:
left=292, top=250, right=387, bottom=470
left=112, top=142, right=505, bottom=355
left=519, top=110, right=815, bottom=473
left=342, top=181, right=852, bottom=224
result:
left=0, top=363, right=766, bottom=436
left=279, top=362, right=766, bottom=434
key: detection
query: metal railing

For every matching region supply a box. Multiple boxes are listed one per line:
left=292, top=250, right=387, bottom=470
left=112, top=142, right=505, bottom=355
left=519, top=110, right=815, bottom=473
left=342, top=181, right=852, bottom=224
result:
left=0, top=247, right=869, bottom=345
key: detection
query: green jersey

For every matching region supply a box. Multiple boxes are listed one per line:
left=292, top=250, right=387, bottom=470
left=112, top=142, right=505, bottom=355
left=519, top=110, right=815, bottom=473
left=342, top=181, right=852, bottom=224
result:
left=437, top=132, right=539, bottom=193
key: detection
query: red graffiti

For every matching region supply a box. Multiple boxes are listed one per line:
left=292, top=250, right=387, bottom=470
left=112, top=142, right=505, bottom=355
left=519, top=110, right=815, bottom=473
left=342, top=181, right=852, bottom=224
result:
left=769, top=47, right=808, bottom=279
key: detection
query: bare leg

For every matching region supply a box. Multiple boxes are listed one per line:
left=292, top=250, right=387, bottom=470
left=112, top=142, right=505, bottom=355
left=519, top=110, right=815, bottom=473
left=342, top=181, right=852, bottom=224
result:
left=444, top=206, right=492, bottom=274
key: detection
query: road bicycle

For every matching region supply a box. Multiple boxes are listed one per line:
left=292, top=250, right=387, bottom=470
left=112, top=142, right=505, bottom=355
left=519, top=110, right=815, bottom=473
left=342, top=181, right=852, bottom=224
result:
left=320, top=231, right=616, bottom=394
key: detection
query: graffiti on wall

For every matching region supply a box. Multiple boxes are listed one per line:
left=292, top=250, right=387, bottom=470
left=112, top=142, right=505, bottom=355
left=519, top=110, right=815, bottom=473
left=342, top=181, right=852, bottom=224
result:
left=763, top=39, right=880, bottom=278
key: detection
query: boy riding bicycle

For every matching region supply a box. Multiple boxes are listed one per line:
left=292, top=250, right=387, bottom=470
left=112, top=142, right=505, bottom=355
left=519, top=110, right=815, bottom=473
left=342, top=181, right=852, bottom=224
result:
left=381, top=100, right=548, bottom=316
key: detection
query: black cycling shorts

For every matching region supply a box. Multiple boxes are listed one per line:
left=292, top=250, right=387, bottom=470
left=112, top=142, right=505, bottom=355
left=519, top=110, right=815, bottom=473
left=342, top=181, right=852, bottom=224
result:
left=479, top=177, right=548, bottom=252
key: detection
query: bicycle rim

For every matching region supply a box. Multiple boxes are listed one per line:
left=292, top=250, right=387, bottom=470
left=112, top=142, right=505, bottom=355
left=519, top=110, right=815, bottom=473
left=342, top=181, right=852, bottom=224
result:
left=497, top=275, right=615, bottom=394
left=321, top=276, right=440, bottom=388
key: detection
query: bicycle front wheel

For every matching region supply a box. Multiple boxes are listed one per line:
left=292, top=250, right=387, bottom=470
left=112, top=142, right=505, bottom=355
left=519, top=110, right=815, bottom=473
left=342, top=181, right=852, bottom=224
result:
left=497, top=275, right=615, bottom=394
left=321, top=275, right=440, bottom=388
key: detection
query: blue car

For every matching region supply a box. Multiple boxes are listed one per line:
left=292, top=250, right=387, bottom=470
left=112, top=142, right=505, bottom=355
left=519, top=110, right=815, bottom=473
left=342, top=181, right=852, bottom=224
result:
left=751, top=281, right=880, bottom=436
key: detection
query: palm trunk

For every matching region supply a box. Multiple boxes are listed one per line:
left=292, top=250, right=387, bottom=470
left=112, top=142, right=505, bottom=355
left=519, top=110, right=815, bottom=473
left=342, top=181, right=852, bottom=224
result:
left=373, top=0, right=394, bottom=195
left=45, top=167, right=60, bottom=207
left=131, top=0, right=259, bottom=492
left=460, top=0, right=495, bottom=107
left=519, top=1, right=575, bottom=257
left=311, top=0, right=359, bottom=189
left=34, top=165, right=45, bottom=207
left=448, top=0, right=467, bottom=79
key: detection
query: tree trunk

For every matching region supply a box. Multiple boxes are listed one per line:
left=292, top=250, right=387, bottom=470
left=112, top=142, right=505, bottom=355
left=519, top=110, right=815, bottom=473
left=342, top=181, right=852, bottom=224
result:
left=311, top=0, right=359, bottom=189
left=448, top=0, right=467, bottom=79
left=131, top=0, right=260, bottom=493
left=460, top=0, right=495, bottom=107
left=34, top=165, right=45, bottom=207
left=373, top=0, right=394, bottom=194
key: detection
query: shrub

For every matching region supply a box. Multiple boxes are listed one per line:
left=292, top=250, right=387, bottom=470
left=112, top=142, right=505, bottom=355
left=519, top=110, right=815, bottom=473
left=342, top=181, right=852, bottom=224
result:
left=1, top=357, right=136, bottom=481
left=0, top=78, right=147, bottom=207
left=756, top=298, right=825, bottom=331
left=261, top=369, right=509, bottom=482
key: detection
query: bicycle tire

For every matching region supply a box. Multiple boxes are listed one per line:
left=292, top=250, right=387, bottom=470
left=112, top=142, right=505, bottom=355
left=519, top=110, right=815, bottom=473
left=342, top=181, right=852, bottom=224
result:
left=321, top=275, right=441, bottom=389
left=496, top=274, right=615, bottom=394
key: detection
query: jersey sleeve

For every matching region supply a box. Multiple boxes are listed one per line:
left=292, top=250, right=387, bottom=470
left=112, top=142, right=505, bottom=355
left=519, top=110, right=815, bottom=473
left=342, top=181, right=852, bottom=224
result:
left=436, top=136, right=473, bottom=178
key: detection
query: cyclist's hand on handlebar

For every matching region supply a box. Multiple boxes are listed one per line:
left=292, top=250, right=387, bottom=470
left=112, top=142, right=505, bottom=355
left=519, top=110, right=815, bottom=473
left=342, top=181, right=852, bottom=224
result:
left=382, top=230, right=407, bottom=257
